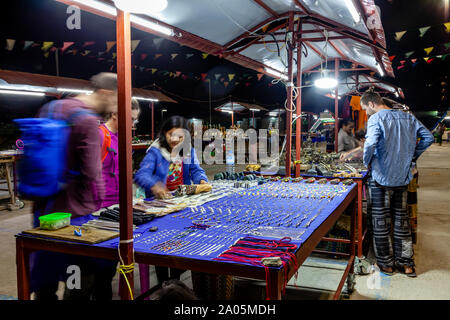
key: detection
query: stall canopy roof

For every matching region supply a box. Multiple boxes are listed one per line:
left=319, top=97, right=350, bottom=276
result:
left=0, top=69, right=177, bottom=103
left=59, top=0, right=393, bottom=78
left=215, top=101, right=269, bottom=113
left=323, top=74, right=405, bottom=100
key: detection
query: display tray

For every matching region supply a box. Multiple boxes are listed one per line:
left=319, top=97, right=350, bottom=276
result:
left=22, top=225, right=119, bottom=244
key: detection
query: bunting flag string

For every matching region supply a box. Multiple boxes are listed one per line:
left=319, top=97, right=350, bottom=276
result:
left=5, top=39, right=15, bottom=51
left=106, top=41, right=116, bottom=52
left=391, top=21, right=450, bottom=40
left=41, top=41, right=54, bottom=51
left=171, top=53, right=178, bottom=60
left=228, top=74, right=235, bottom=81
left=257, top=73, right=264, bottom=81
left=424, top=47, right=434, bottom=55
left=61, top=42, right=74, bottom=53
left=131, top=40, right=141, bottom=53
left=202, top=53, right=209, bottom=59
left=23, top=41, right=34, bottom=50
left=394, top=31, right=407, bottom=41
left=419, top=26, right=431, bottom=38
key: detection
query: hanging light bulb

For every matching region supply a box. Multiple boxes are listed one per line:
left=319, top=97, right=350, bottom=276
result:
left=113, top=0, right=168, bottom=14
left=314, top=70, right=338, bottom=89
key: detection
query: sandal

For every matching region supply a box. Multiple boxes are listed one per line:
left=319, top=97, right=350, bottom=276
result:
left=377, top=265, right=394, bottom=276
left=396, top=264, right=417, bottom=278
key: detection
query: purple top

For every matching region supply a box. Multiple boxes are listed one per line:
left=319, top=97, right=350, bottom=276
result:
left=35, top=98, right=105, bottom=218
left=99, top=124, right=119, bottom=207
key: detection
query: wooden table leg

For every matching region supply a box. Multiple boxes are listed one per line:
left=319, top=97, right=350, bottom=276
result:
left=265, top=269, right=283, bottom=300
left=16, top=238, right=30, bottom=300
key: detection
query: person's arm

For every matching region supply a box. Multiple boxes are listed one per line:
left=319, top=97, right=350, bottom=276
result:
left=363, top=118, right=381, bottom=167
left=337, top=131, right=345, bottom=152
left=189, top=148, right=208, bottom=184
left=134, top=149, right=160, bottom=191
left=74, top=117, right=105, bottom=211
left=414, top=119, right=434, bottom=159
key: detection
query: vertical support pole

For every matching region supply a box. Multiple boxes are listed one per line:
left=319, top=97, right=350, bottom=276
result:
left=285, top=11, right=295, bottom=177
left=151, top=102, right=154, bottom=140
left=295, top=20, right=302, bottom=178
left=252, top=111, right=255, bottom=127
left=55, top=49, right=60, bottom=77
left=232, top=100, right=234, bottom=127
left=209, top=80, right=212, bottom=125
left=334, top=58, right=339, bottom=152
left=16, top=238, right=30, bottom=300
left=116, top=9, right=134, bottom=300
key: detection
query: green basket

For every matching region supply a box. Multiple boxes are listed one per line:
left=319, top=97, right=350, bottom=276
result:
left=38, top=212, right=72, bottom=230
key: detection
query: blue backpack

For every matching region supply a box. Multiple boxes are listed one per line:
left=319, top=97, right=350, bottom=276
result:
left=14, top=100, right=94, bottom=198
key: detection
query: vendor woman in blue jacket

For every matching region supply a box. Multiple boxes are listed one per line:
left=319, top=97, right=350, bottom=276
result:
left=134, top=115, right=208, bottom=283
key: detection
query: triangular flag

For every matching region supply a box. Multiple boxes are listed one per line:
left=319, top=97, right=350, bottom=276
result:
left=400, top=60, right=406, bottom=65
left=245, top=82, right=251, bottom=87
left=31, top=43, right=40, bottom=48
left=369, top=72, right=375, bottom=76
left=426, top=58, right=434, bottom=64
left=444, top=42, right=450, bottom=50
left=394, top=31, right=407, bottom=41
left=61, top=42, right=74, bottom=53
left=140, top=53, right=148, bottom=61
left=257, top=73, right=264, bottom=81
left=98, top=51, right=105, bottom=56
left=186, top=53, right=194, bottom=59
left=80, top=50, right=91, bottom=56
left=151, top=68, right=157, bottom=74
left=235, top=82, right=240, bottom=86
left=5, top=39, right=16, bottom=51
left=228, top=74, right=235, bottom=81
left=41, top=41, right=54, bottom=51
left=44, top=51, right=50, bottom=58
left=171, top=53, right=178, bottom=60
left=112, top=52, right=117, bottom=59
left=153, top=38, right=164, bottom=49
left=442, top=54, right=449, bottom=61
left=389, top=55, right=396, bottom=62
left=50, top=47, right=57, bottom=52
left=419, top=26, right=431, bottom=37
left=397, top=65, right=405, bottom=70
left=424, top=47, right=434, bottom=55
left=215, top=74, right=221, bottom=80
left=154, top=53, right=163, bottom=60
left=131, top=40, right=140, bottom=53
left=201, top=73, right=208, bottom=81
left=71, top=49, right=78, bottom=55
left=202, top=53, right=209, bottom=59
left=176, top=71, right=181, bottom=77
left=404, top=51, right=414, bottom=58
left=83, top=41, right=96, bottom=47
left=224, top=81, right=229, bottom=88
left=262, top=25, right=269, bottom=33
left=139, top=67, right=145, bottom=72
left=444, top=22, right=450, bottom=33
left=106, top=41, right=116, bottom=52
left=424, top=57, right=430, bottom=62
left=23, top=41, right=34, bottom=50
left=411, top=58, right=417, bottom=64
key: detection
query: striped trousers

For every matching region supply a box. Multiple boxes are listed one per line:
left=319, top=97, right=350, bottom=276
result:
left=367, top=179, right=415, bottom=269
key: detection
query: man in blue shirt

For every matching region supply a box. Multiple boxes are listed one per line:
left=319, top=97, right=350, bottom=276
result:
left=361, top=88, right=433, bottom=277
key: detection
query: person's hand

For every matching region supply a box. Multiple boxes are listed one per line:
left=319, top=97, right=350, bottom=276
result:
left=199, top=180, right=208, bottom=184
left=151, top=182, right=171, bottom=199
left=339, top=152, right=348, bottom=162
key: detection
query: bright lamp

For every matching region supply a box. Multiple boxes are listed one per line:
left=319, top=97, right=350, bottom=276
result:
left=314, top=70, right=338, bottom=89
left=113, top=0, right=168, bottom=14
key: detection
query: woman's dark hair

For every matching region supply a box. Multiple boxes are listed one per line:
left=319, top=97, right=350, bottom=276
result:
left=341, top=118, right=355, bottom=129
left=158, top=115, right=190, bottom=151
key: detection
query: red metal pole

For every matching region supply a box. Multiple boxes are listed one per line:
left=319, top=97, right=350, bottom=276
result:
left=285, top=11, right=295, bottom=177
left=151, top=102, right=154, bottom=140
left=252, top=111, right=255, bottom=127
left=295, top=20, right=302, bottom=178
left=116, top=9, right=134, bottom=300
left=231, top=101, right=234, bottom=127
left=334, top=58, right=339, bottom=152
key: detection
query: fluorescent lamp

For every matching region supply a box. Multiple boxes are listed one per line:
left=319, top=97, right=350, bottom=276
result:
left=113, top=0, right=167, bottom=14
left=69, top=1, right=173, bottom=36
left=134, top=96, right=159, bottom=102
left=344, top=0, right=361, bottom=23
left=162, top=109, right=167, bottom=112
left=264, top=68, right=288, bottom=81
left=314, top=77, right=338, bottom=89
left=72, top=0, right=117, bottom=15
left=376, top=63, right=385, bottom=77
left=0, top=89, right=45, bottom=97
left=445, top=116, right=450, bottom=120
left=221, top=110, right=233, bottom=114
left=249, top=108, right=260, bottom=112
left=57, top=88, right=93, bottom=94
left=130, top=15, right=173, bottom=36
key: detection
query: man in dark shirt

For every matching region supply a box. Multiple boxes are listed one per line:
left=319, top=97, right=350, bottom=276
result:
left=31, top=72, right=118, bottom=300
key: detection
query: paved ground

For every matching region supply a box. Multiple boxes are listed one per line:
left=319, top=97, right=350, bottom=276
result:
left=0, top=142, right=449, bottom=299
